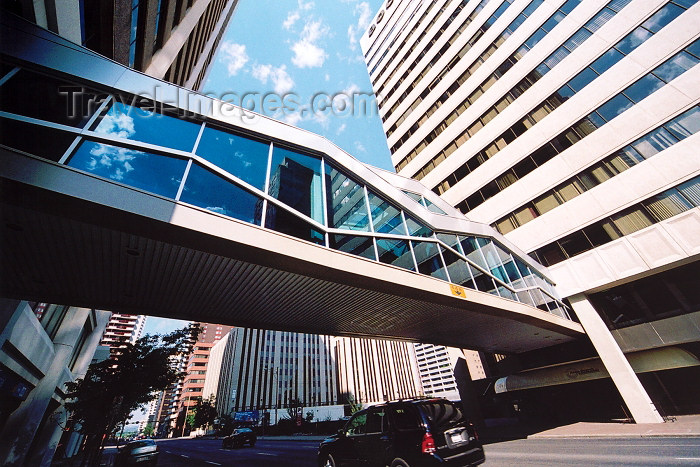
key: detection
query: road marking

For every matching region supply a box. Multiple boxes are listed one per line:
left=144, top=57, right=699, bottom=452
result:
left=258, top=452, right=276, bottom=456
left=677, top=458, right=700, bottom=461
left=180, top=454, right=189, bottom=458
left=205, top=462, right=222, bottom=465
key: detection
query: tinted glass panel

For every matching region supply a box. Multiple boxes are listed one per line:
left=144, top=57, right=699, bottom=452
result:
left=268, top=147, right=323, bottom=224
left=265, top=204, right=325, bottom=245
left=92, top=102, right=200, bottom=151
left=623, top=74, right=664, bottom=103
left=665, top=106, right=700, bottom=140
left=0, top=69, right=101, bottom=127
left=412, top=241, right=447, bottom=280
left=68, top=140, right=186, bottom=198
left=0, top=118, right=75, bottom=162
left=368, top=192, right=406, bottom=235
left=405, top=215, right=433, bottom=237
left=590, top=48, right=623, bottom=75
left=441, top=247, right=473, bottom=285
left=418, top=401, right=465, bottom=429
left=653, top=51, right=699, bottom=83
left=330, top=234, right=375, bottom=260
left=615, top=27, right=652, bottom=55
left=179, top=163, right=262, bottom=225
left=196, top=126, right=269, bottom=190
left=376, top=238, right=414, bottom=271
left=641, top=3, right=684, bottom=33
left=596, top=94, right=633, bottom=122
left=325, top=166, right=370, bottom=231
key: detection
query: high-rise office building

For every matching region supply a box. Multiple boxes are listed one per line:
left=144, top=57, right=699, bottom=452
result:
left=2, top=0, right=239, bottom=89
left=99, top=313, right=146, bottom=357
left=363, top=0, right=700, bottom=421
left=335, top=337, right=424, bottom=406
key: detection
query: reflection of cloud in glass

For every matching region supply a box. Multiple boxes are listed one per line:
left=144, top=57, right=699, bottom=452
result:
left=206, top=206, right=227, bottom=215
left=94, top=112, right=136, bottom=139
left=88, top=143, right=138, bottom=181
left=233, top=151, right=252, bottom=168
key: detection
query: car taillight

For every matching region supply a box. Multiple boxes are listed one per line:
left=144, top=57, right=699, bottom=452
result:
left=470, top=423, right=479, bottom=441
left=421, top=432, right=436, bottom=454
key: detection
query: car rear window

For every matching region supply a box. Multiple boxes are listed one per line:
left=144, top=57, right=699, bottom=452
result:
left=389, top=405, right=421, bottom=430
left=417, top=401, right=465, bottom=429
left=127, top=440, right=155, bottom=449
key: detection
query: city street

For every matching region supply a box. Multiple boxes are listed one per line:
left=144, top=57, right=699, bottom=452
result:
left=104, top=436, right=700, bottom=466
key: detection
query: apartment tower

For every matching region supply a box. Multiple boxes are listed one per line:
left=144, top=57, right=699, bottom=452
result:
left=363, top=0, right=700, bottom=421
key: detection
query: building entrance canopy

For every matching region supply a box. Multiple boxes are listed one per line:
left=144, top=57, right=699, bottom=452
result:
left=0, top=15, right=583, bottom=353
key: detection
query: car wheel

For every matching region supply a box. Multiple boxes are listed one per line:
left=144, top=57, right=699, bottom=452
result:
left=322, top=453, right=337, bottom=467
left=390, top=458, right=410, bottom=467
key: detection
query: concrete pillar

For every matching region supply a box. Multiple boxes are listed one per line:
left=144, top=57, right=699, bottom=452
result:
left=0, top=307, right=90, bottom=466
left=28, top=406, right=67, bottom=467
left=569, top=294, right=663, bottom=424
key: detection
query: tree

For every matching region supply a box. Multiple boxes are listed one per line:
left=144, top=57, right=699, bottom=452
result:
left=142, top=423, right=155, bottom=437
left=65, top=324, right=200, bottom=465
left=192, top=397, right=218, bottom=429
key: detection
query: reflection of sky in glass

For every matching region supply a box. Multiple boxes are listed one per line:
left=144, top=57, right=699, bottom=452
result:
left=331, top=234, right=375, bottom=260
left=405, top=215, right=433, bottom=237
left=93, top=102, right=200, bottom=151
left=68, top=141, right=186, bottom=198
left=196, top=126, right=269, bottom=190
left=180, top=163, right=262, bottom=225
left=412, top=241, right=446, bottom=280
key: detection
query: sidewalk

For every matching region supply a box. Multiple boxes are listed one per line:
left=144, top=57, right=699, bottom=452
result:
left=528, top=415, right=700, bottom=439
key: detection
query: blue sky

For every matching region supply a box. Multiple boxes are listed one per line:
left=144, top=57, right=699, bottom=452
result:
left=202, top=0, right=392, bottom=170
left=143, top=0, right=391, bottom=339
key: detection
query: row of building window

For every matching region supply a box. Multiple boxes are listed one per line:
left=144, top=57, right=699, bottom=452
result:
left=375, top=0, right=491, bottom=107
left=409, top=0, right=634, bottom=183
left=386, top=0, right=546, bottom=143
left=368, top=0, right=437, bottom=78
left=493, top=105, right=700, bottom=234
left=364, top=0, right=416, bottom=65
left=449, top=37, right=700, bottom=213
left=394, top=0, right=584, bottom=172
left=529, top=176, right=700, bottom=267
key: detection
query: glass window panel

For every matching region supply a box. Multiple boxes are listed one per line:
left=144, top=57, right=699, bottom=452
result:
left=368, top=192, right=406, bottom=235
left=402, top=190, right=422, bottom=203
left=412, top=241, right=447, bottom=280
left=436, top=233, right=460, bottom=249
left=534, top=243, right=567, bottom=267
left=330, top=234, right=376, bottom=260
left=423, top=197, right=447, bottom=214
left=677, top=176, right=700, bottom=206
left=584, top=8, right=615, bottom=33
left=533, top=192, right=560, bottom=214
left=555, top=179, right=583, bottom=202
left=514, top=258, right=532, bottom=278
left=265, top=204, right=325, bottom=246
left=0, top=118, right=75, bottom=162
left=0, top=69, right=101, bottom=128
left=653, top=51, right=699, bottom=83
left=629, top=127, right=678, bottom=159
left=458, top=235, right=488, bottom=270
left=513, top=205, right=537, bottom=225
left=503, top=260, right=521, bottom=283
left=67, top=140, right=186, bottom=198
left=643, top=189, right=692, bottom=221
left=196, top=126, right=269, bottom=190
left=559, top=231, right=592, bottom=257
left=325, top=166, right=370, bottom=231
left=567, top=67, right=598, bottom=92
left=615, top=27, right=653, bottom=55
left=596, top=94, right=634, bottom=122
left=686, top=38, right=700, bottom=58
left=92, top=102, right=200, bottom=151
left=472, top=269, right=497, bottom=293
left=375, top=238, right=415, bottom=271
left=179, top=163, right=263, bottom=225
left=665, top=106, right=700, bottom=140
left=590, top=48, right=624, bottom=75
left=590, top=164, right=613, bottom=183
left=564, top=28, right=592, bottom=51
left=641, top=3, right=684, bottom=33
left=544, top=47, right=569, bottom=69
left=541, top=11, right=565, bottom=32
left=523, top=27, right=547, bottom=49
left=268, top=146, right=323, bottom=224
left=607, top=0, right=632, bottom=12
left=623, top=74, right=664, bottom=103
left=611, top=207, right=654, bottom=235
left=495, top=216, right=517, bottom=234
left=404, top=215, right=433, bottom=237
left=440, top=247, right=472, bottom=285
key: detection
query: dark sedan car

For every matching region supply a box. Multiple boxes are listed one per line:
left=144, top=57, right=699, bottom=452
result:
left=114, top=439, right=159, bottom=466
left=318, top=398, right=484, bottom=467
left=222, top=428, right=257, bottom=448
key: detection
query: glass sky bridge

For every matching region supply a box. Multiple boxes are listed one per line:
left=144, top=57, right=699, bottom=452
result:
left=0, top=14, right=583, bottom=353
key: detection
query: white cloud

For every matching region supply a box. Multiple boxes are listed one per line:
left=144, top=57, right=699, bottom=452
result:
left=94, top=112, right=135, bottom=139
left=251, top=63, right=295, bottom=94
left=347, top=2, right=371, bottom=51
left=336, top=123, right=347, bottom=135
left=354, top=141, right=367, bottom=153
left=324, top=73, right=330, bottom=82
left=219, top=42, right=249, bottom=76
left=313, top=111, right=330, bottom=129
left=284, top=111, right=304, bottom=126
left=283, top=11, right=300, bottom=30
left=298, top=0, right=315, bottom=11
left=291, top=20, right=329, bottom=68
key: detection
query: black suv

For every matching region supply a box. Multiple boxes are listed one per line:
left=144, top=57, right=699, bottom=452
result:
left=318, top=398, right=484, bottom=467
